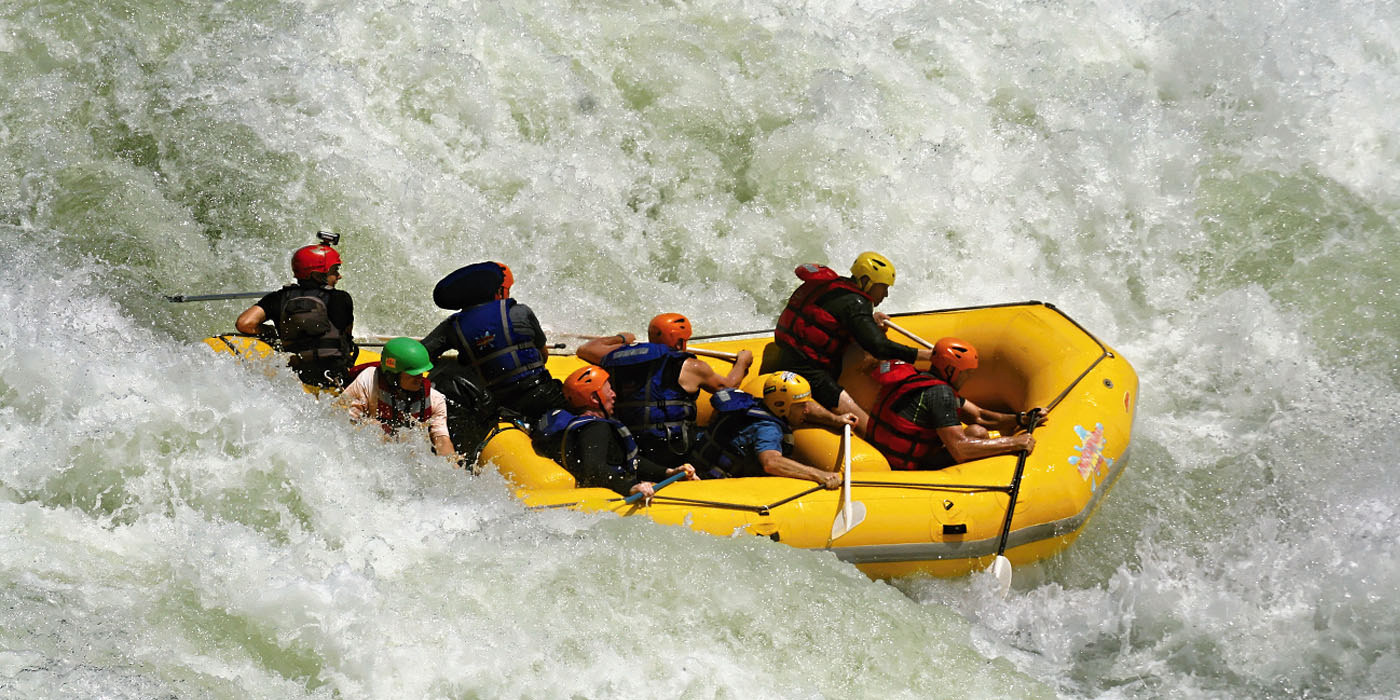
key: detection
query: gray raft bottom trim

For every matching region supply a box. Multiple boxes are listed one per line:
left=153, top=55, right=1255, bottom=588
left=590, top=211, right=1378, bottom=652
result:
left=824, top=445, right=1131, bottom=565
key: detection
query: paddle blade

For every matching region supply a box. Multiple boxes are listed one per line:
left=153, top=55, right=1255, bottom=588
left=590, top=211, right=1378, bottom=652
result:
left=989, top=555, right=1013, bottom=598
left=829, top=501, right=866, bottom=540
left=828, top=423, right=865, bottom=541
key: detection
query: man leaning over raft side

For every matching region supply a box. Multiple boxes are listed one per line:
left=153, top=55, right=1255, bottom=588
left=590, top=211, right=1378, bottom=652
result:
left=689, top=372, right=855, bottom=489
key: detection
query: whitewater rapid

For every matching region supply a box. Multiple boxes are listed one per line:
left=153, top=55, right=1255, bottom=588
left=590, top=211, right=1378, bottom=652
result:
left=3, top=0, right=1399, bottom=697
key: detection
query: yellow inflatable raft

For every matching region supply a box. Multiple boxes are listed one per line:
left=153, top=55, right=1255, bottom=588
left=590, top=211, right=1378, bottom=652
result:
left=206, top=301, right=1136, bottom=580
left=202, top=334, right=381, bottom=396
left=490, top=301, right=1137, bottom=579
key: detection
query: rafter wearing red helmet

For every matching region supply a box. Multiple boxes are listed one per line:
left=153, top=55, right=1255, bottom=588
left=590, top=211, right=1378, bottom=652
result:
left=235, top=237, right=356, bottom=389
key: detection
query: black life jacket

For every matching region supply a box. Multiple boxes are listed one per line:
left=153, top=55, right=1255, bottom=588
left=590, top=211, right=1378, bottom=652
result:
left=277, top=283, right=350, bottom=363
left=534, top=410, right=638, bottom=464
left=692, top=389, right=793, bottom=479
left=433, top=369, right=502, bottom=458
left=773, top=264, right=872, bottom=371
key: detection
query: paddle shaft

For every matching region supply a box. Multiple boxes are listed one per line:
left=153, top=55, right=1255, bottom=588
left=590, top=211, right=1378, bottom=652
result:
left=689, top=347, right=739, bottom=362
left=884, top=319, right=935, bottom=349
left=840, top=424, right=853, bottom=524
left=355, top=334, right=424, bottom=348
left=165, top=291, right=271, bottom=303
left=623, top=470, right=688, bottom=504
left=828, top=422, right=867, bottom=541
left=352, top=338, right=566, bottom=353
left=546, top=331, right=739, bottom=361
left=992, top=416, right=1042, bottom=557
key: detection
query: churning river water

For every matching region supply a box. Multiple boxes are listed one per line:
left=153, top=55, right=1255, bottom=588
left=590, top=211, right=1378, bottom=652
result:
left=2, top=0, right=1398, bottom=697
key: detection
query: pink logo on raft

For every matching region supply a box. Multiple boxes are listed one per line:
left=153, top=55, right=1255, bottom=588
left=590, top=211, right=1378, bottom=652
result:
left=1070, top=423, right=1114, bottom=492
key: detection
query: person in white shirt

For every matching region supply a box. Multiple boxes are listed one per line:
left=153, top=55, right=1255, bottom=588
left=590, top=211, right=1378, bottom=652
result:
left=340, top=337, right=456, bottom=463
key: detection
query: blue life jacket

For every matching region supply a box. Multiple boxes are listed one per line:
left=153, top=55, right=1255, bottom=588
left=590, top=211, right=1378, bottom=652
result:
left=601, top=342, right=698, bottom=452
left=692, top=389, right=793, bottom=479
left=533, top=409, right=639, bottom=485
left=450, top=299, right=547, bottom=390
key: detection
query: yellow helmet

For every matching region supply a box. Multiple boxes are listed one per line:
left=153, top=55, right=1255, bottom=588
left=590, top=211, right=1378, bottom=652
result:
left=851, top=251, right=895, bottom=292
left=761, top=371, right=812, bottom=421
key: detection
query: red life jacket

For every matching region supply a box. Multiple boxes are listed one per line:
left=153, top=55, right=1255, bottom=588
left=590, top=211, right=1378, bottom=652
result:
left=359, top=364, right=434, bottom=435
left=866, top=360, right=950, bottom=471
left=773, top=264, right=872, bottom=370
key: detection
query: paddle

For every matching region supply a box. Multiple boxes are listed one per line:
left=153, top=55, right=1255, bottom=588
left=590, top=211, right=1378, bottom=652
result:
left=352, top=334, right=423, bottom=348
left=545, top=330, right=740, bottom=362
left=165, top=291, right=272, bottom=303
left=989, top=412, right=1042, bottom=597
left=622, top=470, right=688, bottom=505
left=351, top=336, right=567, bottom=353
left=829, top=424, right=867, bottom=540
left=550, top=331, right=605, bottom=341
left=884, top=319, right=936, bottom=349
left=883, top=317, right=1033, bottom=595
left=688, top=347, right=739, bottom=362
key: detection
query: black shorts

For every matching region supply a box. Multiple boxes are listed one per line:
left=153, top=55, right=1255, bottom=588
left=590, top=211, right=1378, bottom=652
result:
left=803, top=368, right=845, bottom=409
left=763, top=344, right=844, bottom=409
left=917, top=448, right=958, bottom=471
left=290, top=361, right=350, bottom=389
left=633, top=428, right=703, bottom=470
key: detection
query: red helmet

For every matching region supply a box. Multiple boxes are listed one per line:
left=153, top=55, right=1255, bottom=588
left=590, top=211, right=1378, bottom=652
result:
left=563, top=366, right=611, bottom=411
left=291, top=245, right=342, bottom=278
left=930, top=337, right=979, bottom=388
left=648, top=313, right=692, bottom=349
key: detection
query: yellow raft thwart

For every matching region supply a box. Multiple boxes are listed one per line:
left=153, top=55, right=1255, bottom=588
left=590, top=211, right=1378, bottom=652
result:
left=207, top=301, right=1136, bottom=580
left=489, top=301, right=1137, bottom=579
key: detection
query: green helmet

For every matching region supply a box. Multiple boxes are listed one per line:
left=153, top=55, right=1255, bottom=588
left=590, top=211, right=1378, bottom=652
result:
left=381, top=337, right=434, bottom=376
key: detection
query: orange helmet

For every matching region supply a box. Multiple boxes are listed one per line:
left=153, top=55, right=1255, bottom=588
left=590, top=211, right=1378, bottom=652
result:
left=291, top=245, right=341, bottom=279
left=563, top=365, right=611, bottom=411
left=930, top=337, right=979, bottom=388
left=648, top=313, right=692, bottom=350
left=495, top=262, right=514, bottom=299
